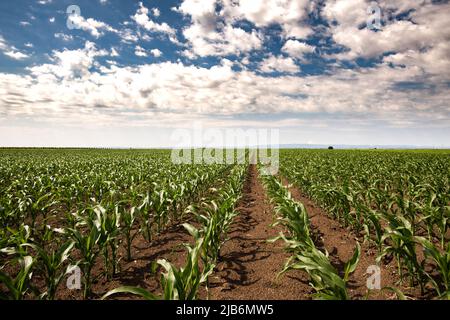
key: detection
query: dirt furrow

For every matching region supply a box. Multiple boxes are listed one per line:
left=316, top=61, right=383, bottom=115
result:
left=208, top=165, right=311, bottom=300
left=281, top=177, right=424, bottom=299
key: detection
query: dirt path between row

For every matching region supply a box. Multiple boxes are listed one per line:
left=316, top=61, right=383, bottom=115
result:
left=208, top=165, right=311, bottom=300
left=45, top=164, right=427, bottom=300
left=281, top=177, right=426, bottom=300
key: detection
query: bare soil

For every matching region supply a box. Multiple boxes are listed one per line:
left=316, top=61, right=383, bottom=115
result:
left=2, top=164, right=435, bottom=300
left=206, top=165, right=311, bottom=300
left=280, top=177, right=431, bottom=300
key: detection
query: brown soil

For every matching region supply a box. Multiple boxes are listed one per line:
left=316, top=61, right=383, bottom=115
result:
left=280, top=177, right=430, bottom=300
left=206, top=165, right=311, bottom=300
left=2, top=164, right=436, bottom=300
left=28, top=223, right=194, bottom=300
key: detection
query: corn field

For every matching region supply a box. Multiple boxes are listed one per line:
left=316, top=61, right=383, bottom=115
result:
left=0, top=148, right=449, bottom=300
left=279, top=149, right=450, bottom=299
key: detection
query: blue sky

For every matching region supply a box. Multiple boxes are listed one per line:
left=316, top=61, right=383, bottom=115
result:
left=0, top=0, right=449, bottom=147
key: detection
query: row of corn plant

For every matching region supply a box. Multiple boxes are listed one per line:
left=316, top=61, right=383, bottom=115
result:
left=0, top=150, right=233, bottom=299
left=279, top=149, right=449, bottom=298
left=0, top=225, right=74, bottom=300
left=102, top=165, right=246, bottom=300
left=261, top=172, right=361, bottom=300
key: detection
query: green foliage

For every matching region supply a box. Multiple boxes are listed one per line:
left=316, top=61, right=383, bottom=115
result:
left=0, top=256, right=34, bottom=300
left=262, top=173, right=360, bottom=300
left=280, top=149, right=450, bottom=298
left=24, top=240, right=74, bottom=300
left=415, top=236, right=450, bottom=299
left=103, top=234, right=215, bottom=300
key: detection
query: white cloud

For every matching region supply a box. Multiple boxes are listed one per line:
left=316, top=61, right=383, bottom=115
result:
left=132, top=2, right=176, bottom=36
left=183, top=24, right=263, bottom=58
left=29, top=41, right=107, bottom=79
left=150, top=48, right=162, bottom=57
left=0, top=35, right=29, bottom=60
left=110, top=48, right=119, bottom=57
left=135, top=45, right=147, bottom=57
left=24, top=42, right=33, bottom=48
left=383, top=42, right=450, bottom=81
left=152, top=8, right=160, bottom=17
left=70, top=15, right=118, bottom=38
left=323, top=0, right=450, bottom=68
left=4, top=51, right=29, bottom=60
left=54, top=33, right=74, bottom=41
left=259, top=55, right=300, bottom=73
left=176, top=0, right=319, bottom=57
left=49, top=17, right=55, bottom=23
left=0, top=2, right=449, bottom=136
left=20, top=21, right=31, bottom=26
left=178, top=0, right=263, bottom=57
left=118, top=29, right=139, bottom=43
left=281, top=40, right=315, bottom=59
left=181, top=49, right=196, bottom=60
left=0, top=47, right=448, bottom=131
left=221, top=0, right=314, bottom=39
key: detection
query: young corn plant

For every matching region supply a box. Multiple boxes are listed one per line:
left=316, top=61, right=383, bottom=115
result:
left=0, top=224, right=31, bottom=257
left=420, top=203, right=449, bottom=248
left=102, top=238, right=214, bottom=300
left=66, top=209, right=105, bottom=299
left=262, top=172, right=361, bottom=300
left=96, top=205, right=121, bottom=279
left=156, top=239, right=215, bottom=300
left=378, top=213, right=425, bottom=293
left=414, top=236, right=450, bottom=299
left=0, top=256, right=34, bottom=300
left=274, top=197, right=315, bottom=248
left=262, top=175, right=314, bottom=249
left=152, top=188, right=171, bottom=234
left=184, top=199, right=239, bottom=266
left=137, top=191, right=153, bottom=242
left=281, top=243, right=361, bottom=300
left=364, top=209, right=384, bottom=253
left=18, top=193, right=57, bottom=236
left=23, top=240, right=74, bottom=300
left=122, top=205, right=138, bottom=262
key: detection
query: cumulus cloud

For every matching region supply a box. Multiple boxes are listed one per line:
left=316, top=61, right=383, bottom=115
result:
left=323, top=0, right=450, bottom=69
left=259, top=55, right=300, bottom=73
left=178, top=0, right=263, bottom=57
left=0, top=35, right=29, bottom=60
left=152, top=8, right=160, bottom=17
left=118, top=28, right=139, bottom=43
left=182, top=24, right=263, bottom=58
left=110, top=47, right=119, bottom=57
left=54, top=33, right=74, bottom=41
left=134, top=45, right=147, bottom=57
left=383, top=42, right=450, bottom=82
left=221, top=0, right=315, bottom=39
left=0, top=0, right=449, bottom=136
left=281, top=40, right=315, bottom=59
left=150, top=48, right=162, bottom=57
left=132, top=2, right=176, bottom=36
left=28, top=41, right=107, bottom=79
left=1, top=37, right=447, bottom=130
left=3, top=51, right=29, bottom=60
left=70, top=15, right=118, bottom=38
